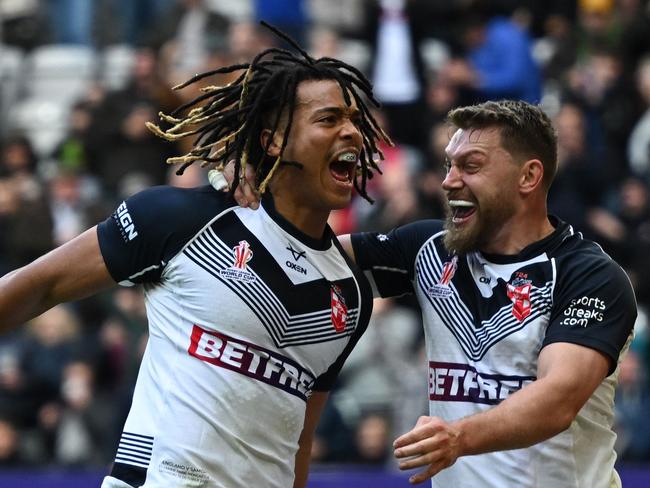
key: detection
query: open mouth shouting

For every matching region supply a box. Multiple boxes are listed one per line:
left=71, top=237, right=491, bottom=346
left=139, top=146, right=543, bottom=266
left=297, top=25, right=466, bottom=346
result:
left=448, top=199, right=477, bottom=224
left=329, top=150, right=358, bottom=187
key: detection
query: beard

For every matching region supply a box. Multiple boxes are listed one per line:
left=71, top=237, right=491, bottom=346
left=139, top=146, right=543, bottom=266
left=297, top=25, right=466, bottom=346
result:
left=443, top=191, right=517, bottom=255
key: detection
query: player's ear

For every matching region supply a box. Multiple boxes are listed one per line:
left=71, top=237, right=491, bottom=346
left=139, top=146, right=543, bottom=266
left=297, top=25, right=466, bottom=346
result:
left=260, top=129, right=283, bottom=158
left=519, top=159, right=544, bottom=194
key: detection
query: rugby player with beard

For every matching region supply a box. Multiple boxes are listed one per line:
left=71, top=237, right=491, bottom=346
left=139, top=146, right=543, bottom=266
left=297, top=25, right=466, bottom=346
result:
left=342, top=100, right=636, bottom=487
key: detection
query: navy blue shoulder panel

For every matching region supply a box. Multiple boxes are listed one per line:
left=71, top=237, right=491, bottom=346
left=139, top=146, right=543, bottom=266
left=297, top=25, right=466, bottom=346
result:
left=97, top=185, right=235, bottom=284
left=545, top=234, right=637, bottom=374
left=351, top=220, right=444, bottom=297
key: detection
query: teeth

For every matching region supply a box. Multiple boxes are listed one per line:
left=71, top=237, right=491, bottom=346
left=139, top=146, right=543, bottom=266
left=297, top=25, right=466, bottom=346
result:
left=338, top=152, right=357, bottom=163
left=448, top=200, right=475, bottom=208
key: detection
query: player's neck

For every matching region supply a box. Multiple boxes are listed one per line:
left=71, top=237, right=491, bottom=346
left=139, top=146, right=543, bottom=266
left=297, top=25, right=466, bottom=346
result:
left=480, top=207, right=554, bottom=256
left=269, top=193, right=330, bottom=241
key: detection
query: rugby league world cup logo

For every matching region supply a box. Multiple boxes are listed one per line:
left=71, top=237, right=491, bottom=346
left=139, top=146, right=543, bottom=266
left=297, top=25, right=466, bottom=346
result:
left=219, top=240, right=256, bottom=283
left=427, top=255, right=458, bottom=299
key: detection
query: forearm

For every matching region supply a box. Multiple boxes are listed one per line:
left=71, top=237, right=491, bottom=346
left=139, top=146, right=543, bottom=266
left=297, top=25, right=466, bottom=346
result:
left=394, top=344, right=610, bottom=484
left=293, top=434, right=313, bottom=488
left=0, top=266, right=54, bottom=333
left=453, top=377, right=577, bottom=456
left=293, top=391, right=329, bottom=488
left=0, top=227, right=114, bottom=333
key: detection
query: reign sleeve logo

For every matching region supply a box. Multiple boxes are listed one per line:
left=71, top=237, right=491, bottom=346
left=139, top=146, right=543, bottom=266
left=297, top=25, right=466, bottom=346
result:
left=114, top=201, right=139, bottom=242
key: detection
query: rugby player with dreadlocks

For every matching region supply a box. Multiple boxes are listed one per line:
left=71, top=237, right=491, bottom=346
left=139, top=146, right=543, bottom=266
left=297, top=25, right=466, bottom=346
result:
left=0, top=24, right=391, bottom=487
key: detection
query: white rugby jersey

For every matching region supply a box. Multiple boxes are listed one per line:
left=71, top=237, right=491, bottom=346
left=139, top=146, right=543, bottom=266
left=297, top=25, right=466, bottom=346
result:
left=97, top=186, right=373, bottom=488
left=352, top=217, right=636, bottom=488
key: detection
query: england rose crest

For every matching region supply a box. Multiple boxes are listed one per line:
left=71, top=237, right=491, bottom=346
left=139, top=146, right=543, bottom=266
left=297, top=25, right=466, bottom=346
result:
left=330, top=284, right=348, bottom=333
left=506, top=282, right=532, bottom=321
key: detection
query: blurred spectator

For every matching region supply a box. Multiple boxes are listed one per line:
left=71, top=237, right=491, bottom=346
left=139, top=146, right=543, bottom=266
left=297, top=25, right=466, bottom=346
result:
left=94, top=301, right=146, bottom=397
left=628, top=55, right=650, bottom=182
left=253, top=0, right=308, bottom=47
left=440, top=5, right=542, bottom=104
left=618, top=0, right=650, bottom=78
left=358, top=143, right=422, bottom=232
left=564, top=47, right=639, bottom=176
left=308, top=26, right=340, bottom=60
left=146, top=0, right=230, bottom=82
left=50, top=98, right=111, bottom=227
left=351, top=112, right=423, bottom=233
left=358, top=0, right=432, bottom=151
left=0, top=340, right=41, bottom=428
left=415, top=122, right=452, bottom=221
left=548, top=101, right=607, bottom=233
left=21, top=306, right=82, bottom=406
left=615, top=342, right=650, bottom=461
left=337, top=298, right=422, bottom=417
left=107, top=0, right=175, bottom=46
left=425, top=71, right=460, bottom=125
left=352, top=412, right=392, bottom=465
left=574, top=0, right=621, bottom=62
left=53, top=100, right=95, bottom=175
left=538, top=7, right=579, bottom=82
left=47, top=168, right=97, bottom=246
left=45, top=0, right=94, bottom=45
left=0, top=135, right=53, bottom=274
left=227, top=20, right=276, bottom=64
left=311, top=400, right=355, bottom=463
left=86, top=47, right=181, bottom=197
left=51, top=361, right=113, bottom=465
left=0, top=0, right=48, bottom=49
left=91, top=288, right=149, bottom=454
left=0, top=418, right=24, bottom=466
left=0, top=133, right=38, bottom=178
left=308, top=26, right=371, bottom=74
left=604, top=177, right=650, bottom=308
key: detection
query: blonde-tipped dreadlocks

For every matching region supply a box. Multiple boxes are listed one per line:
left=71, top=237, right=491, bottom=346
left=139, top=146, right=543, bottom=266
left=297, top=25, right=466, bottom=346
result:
left=146, top=22, right=392, bottom=202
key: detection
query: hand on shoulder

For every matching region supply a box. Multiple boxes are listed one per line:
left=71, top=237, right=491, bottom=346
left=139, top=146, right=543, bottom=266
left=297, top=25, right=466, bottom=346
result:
left=209, top=160, right=260, bottom=210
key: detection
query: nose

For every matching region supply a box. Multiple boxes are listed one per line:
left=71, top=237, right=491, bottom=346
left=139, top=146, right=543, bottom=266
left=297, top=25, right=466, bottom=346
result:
left=340, top=117, right=362, bottom=143
left=441, top=164, right=463, bottom=191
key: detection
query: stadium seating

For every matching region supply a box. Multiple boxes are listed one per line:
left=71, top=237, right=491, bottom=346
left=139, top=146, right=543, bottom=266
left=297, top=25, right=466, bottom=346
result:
left=101, top=44, right=135, bottom=91
left=24, top=45, right=97, bottom=103
left=0, top=44, right=25, bottom=135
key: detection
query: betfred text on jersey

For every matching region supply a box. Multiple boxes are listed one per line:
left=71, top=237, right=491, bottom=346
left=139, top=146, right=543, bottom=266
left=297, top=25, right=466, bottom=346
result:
left=188, top=325, right=314, bottom=401
left=114, top=201, right=139, bottom=241
left=429, top=361, right=535, bottom=405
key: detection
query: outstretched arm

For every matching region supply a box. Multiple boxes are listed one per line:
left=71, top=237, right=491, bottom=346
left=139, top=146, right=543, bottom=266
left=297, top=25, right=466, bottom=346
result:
left=393, top=342, right=610, bottom=484
left=0, top=226, right=115, bottom=333
left=293, top=391, right=329, bottom=488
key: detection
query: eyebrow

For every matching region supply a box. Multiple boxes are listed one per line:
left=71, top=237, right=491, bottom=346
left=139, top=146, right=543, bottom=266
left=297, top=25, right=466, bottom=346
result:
left=446, top=149, right=487, bottom=161
left=311, top=106, right=361, bottom=118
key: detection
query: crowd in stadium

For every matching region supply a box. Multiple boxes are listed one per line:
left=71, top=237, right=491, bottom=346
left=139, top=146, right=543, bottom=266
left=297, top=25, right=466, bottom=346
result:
left=1, top=0, right=650, bottom=470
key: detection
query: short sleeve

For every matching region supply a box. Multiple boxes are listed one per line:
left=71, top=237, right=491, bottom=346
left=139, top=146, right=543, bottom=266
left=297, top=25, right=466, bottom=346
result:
left=544, top=254, right=637, bottom=374
left=351, top=220, right=443, bottom=298
left=97, top=185, right=233, bottom=286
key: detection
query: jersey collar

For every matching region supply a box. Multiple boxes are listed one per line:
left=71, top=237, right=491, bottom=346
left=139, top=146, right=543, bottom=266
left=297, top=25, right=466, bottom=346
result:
left=260, top=192, right=334, bottom=251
